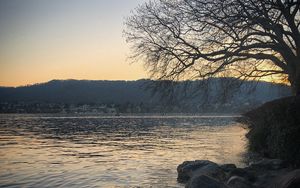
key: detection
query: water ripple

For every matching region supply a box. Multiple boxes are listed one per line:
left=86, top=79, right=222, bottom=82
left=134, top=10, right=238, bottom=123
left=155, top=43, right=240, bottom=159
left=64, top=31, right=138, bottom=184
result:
left=0, top=114, right=247, bottom=187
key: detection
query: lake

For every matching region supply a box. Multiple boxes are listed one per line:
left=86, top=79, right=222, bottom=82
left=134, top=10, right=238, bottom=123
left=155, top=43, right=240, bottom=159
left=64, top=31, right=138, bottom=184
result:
left=0, top=114, right=248, bottom=187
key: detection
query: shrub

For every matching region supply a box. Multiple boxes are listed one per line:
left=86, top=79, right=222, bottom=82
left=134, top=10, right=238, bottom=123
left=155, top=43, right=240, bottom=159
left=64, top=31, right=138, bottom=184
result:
left=243, top=96, right=300, bottom=167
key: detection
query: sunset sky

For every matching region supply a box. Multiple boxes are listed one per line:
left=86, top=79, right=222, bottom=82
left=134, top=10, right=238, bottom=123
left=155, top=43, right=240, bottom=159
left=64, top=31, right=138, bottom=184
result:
left=0, top=0, right=147, bottom=87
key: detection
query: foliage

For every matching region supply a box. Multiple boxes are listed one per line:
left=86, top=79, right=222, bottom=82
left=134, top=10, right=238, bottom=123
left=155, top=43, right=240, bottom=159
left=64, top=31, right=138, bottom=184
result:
left=244, top=96, right=300, bottom=167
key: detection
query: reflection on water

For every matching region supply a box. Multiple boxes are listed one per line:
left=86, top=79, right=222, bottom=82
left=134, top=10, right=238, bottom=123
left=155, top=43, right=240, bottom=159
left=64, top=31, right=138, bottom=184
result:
left=0, top=114, right=247, bottom=187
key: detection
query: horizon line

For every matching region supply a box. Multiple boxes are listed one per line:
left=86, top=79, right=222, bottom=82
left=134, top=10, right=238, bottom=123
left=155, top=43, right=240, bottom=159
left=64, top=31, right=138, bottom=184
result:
left=0, top=78, right=150, bottom=88
left=0, top=77, right=290, bottom=88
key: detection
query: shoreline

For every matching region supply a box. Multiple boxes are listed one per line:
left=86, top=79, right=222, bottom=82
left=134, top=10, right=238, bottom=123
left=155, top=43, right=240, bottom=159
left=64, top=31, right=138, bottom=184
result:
left=178, top=96, right=300, bottom=187
left=177, top=158, right=300, bottom=188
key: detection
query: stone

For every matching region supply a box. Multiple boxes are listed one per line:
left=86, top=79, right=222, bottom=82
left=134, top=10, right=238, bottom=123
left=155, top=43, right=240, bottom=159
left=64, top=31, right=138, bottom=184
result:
left=249, top=159, right=287, bottom=170
left=228, top=168, right=256, bottom=182
left=227, top=176, right=253, bottom=188
left=220, top=164, right=237, bottom=172
left=177, top=160, right=226, bottom=183
left=186, top=175, right=229, bottom=188
left=270, top=169, right=300, bottom=188
left=177, top=160, right=218, bottom=182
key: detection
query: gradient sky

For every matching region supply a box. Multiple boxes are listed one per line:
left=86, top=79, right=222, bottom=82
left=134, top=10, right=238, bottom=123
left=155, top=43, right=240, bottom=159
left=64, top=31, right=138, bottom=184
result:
left=0, top=0, right=147, bottom=87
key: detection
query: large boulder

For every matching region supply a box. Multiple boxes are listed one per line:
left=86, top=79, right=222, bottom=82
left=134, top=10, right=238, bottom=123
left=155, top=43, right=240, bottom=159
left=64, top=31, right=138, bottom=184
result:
left=226, top=176, right=253, bottom=188
left=249, top=158, right=287, bottom=170
left=245, top=159, right=291, bottom=187
left=186, top=175, right=229, bottom=188
left=220, top=164, right=237, bottom=172
left=228, top=168, right=256, bottom=182
left=270, top=169, right=300, bottom=188
left=177, top=160, right=226, bottom=183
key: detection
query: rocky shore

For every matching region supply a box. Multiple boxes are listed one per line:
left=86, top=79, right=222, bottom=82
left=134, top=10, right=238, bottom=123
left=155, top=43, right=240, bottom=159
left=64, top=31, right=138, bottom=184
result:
left=176, top=97, right=300, bottom=188
left=177, top=159, right=300, bottom=188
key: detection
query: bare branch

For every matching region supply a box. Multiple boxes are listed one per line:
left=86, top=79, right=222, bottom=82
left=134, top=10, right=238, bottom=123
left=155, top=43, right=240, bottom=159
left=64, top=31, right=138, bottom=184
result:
left=125, top=0, right=300, bottom=94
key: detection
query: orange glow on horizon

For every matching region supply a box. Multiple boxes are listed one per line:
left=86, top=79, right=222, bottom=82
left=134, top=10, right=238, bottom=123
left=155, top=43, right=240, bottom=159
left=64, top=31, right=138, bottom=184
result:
left=0, top=0, right=148, bottom=87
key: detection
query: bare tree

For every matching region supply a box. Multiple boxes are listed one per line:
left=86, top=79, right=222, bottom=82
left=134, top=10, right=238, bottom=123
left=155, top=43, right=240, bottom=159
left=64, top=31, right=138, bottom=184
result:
left=124, top=0, right=300, bottom=95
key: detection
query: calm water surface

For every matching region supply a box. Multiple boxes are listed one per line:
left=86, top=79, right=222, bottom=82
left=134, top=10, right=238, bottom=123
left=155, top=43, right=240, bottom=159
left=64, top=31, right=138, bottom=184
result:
left=0, top=114, right=248, bottom=187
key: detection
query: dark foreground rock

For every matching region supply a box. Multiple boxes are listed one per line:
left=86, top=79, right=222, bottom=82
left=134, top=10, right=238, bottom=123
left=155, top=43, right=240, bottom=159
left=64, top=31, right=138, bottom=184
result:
left=270, top=169, right=300, bottom=188
left=177, top=159, right=300, bottom=188
left=177, top=160, right=225, bottom=183
left=186, top=175, right=229, bottom=188
left=227, top=176, right=252, bottom=188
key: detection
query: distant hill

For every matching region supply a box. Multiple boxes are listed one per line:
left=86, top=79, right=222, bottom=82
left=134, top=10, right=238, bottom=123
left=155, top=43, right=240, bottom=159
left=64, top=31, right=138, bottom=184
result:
left=0, top=79, right=154, bottom=104
left=0, top=79, right=292, bottom=113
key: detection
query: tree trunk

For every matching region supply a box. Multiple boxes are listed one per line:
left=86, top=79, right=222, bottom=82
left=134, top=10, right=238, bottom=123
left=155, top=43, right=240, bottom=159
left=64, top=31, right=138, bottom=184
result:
left=293, top=82, right=300, bottom=96
left=290, top=69, right=300, bottom=96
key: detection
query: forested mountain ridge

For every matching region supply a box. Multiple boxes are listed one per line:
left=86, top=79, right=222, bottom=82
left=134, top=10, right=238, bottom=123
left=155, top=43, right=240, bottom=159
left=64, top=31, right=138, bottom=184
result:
left=0, top=79, right=291, bottom=113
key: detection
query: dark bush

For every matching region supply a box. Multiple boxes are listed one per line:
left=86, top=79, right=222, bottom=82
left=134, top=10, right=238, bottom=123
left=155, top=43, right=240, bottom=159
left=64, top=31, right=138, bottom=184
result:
left=243, top=96, right=300, bottom=167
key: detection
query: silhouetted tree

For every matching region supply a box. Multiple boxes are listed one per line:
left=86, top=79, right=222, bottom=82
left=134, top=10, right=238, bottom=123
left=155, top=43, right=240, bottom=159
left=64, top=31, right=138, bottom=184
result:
left=125, top=0, right=300, bottom=95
